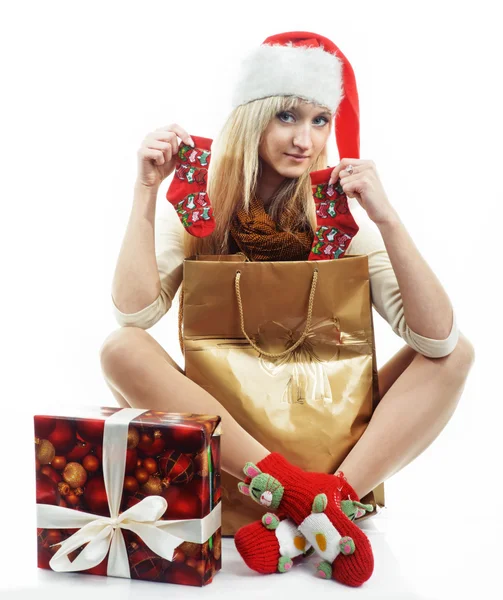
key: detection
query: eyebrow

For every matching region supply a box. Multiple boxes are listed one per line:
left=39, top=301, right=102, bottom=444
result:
left=288, top=107, right=331, bottom=118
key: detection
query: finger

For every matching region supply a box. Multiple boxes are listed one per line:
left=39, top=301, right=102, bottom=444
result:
left=154, top=132, right=179, bottom=160
left=328, top=165, right=358, bottom=186
left=157, top=123, right=194, bottom=147
left=339, top=172, right=360, bottom=186
left=146, top=140, right=173, bottom=164
left=342, top=162, right=373, bottom=176
left=150, top=130, right=179, bottom=159
left=328, top=167, right=339, bottom=186
left=329, top=158, right=367, bottom=185
left=340, top=176, right=363, bottom=199
left=142, top=148, right=165, bottom=166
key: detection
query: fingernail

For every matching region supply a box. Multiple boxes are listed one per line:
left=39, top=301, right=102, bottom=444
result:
left=189, top=138, right=195, bottom=147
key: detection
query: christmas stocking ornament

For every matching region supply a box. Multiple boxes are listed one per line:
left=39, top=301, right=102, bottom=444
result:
left=165, top=134, right=215, bottom=237
left=308, top=167, right=360, bottom=261
left=237, top=452, right=375, bottom=587
left=234, top=511, right=315, bottom=574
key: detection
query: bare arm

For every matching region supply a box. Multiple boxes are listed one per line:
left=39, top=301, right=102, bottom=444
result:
left=376, top=211, right=454, bottom=340
left=111, top=183, right=161, bottom=314
left=346, top=205, right=458, bottom=358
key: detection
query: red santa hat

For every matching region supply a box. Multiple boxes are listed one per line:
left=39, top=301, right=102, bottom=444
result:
left=231, top=31, right=360, bottom=160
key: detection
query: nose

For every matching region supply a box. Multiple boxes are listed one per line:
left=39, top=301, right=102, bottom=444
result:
left=293, top=126, right=313, bottom=152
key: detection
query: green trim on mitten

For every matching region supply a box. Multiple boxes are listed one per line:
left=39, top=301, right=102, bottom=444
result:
left=340, top=499, right=374, bottom=521
left=262, top=512, right=280, bottom=530
left=339, top=536, right=356, bottom=555
left=312, top=493, right=328, bottom=513
left=278, top=556, right=294, bottom=573
left=316, top=560, right=332, bottom=579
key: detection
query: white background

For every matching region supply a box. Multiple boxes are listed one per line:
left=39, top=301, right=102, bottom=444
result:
left=2, top=1, right=502, bottom=598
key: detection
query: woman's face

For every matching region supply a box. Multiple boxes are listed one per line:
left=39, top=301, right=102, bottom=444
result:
left=258, top=100, right=332, bottom=180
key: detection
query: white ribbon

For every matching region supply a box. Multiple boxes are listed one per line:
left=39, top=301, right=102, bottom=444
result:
left=37, top=408, right=221, bottom=578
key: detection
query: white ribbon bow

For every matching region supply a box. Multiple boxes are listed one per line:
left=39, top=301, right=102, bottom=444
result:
left=36, top=408, right=221, bottom=578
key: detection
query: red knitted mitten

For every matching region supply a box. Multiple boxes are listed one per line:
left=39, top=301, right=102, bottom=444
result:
left=238, top=452, right=375, bottom=587
left=165, top=134, right=215, bottom=237
left=308, top=167, right=359, bottom=261
left=234, top=511, right=314, bottom=574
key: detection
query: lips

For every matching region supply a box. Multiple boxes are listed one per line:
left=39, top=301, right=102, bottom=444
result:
left=285, top=154, right=309, bottom=162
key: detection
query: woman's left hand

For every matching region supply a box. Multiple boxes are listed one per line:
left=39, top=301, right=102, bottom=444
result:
left=328, top=158, right=399, bottom=225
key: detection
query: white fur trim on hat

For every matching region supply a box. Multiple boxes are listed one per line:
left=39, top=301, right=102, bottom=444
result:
left=231, top=42, right=344, bottom=112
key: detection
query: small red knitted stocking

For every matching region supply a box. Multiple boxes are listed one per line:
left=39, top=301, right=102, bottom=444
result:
left=308, top=167, right=359, bottom=261
left=165, top=134, right=215, bottom=237
left=238, top=452, right=375, bottom=587
left=234, top=511, right=314, bottom=574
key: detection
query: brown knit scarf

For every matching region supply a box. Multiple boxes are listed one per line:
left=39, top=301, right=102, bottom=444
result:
left=229, top=196, right=314, bottom=262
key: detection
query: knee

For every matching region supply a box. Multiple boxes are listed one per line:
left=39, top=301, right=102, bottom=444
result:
left=99, top=327, right=151, bottom=376
left=443, top=331, right=475, bottom=379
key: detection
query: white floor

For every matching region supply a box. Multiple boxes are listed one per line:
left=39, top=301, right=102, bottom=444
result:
left=4, top=505, right=500, bottom=600
left=4, top=406, right=500, bottom=599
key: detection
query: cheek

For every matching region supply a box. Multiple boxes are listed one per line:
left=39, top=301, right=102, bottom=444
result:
left=261, top=127, right=287, bottom=158
left=316, top=129, right=331, bottom=150
left=259, top=140, right=279, bottom=166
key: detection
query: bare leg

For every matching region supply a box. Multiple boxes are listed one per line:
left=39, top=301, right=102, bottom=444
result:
left=99, top=327, right=270, bottom=481
left=335, top=332, right=476, bottom=499
left=103, top=379, right=132, bottom=409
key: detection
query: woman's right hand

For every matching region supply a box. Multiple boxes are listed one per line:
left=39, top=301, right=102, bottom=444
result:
left=136, top=124, right=194, bottom=188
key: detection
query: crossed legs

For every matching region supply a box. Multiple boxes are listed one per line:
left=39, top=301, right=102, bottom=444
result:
left=99, top=327, right=475, bottom=497
left=336, top=333, right=475, bottom=498
left=99, top=328, right=270, bottom=482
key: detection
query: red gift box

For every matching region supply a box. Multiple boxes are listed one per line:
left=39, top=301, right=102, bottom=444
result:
left=34, top=407, right=222, bottom=586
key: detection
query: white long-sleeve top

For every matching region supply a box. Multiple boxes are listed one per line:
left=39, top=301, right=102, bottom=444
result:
left=111, top=201, right=459, bottom=358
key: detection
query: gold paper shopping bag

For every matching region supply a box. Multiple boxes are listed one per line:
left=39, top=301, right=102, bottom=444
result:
left=178, top=254, right=384, bottom=536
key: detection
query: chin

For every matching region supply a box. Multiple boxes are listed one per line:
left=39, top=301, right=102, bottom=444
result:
left=274, top=162, right=311, bottom=178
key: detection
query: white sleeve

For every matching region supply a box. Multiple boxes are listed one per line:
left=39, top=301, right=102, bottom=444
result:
left=112, top=209, right=185, bottom=329
left=345, top=204, right=459, bottom=358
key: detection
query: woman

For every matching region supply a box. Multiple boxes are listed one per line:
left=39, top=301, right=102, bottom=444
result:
left=100, top=32, right=475, bottom=586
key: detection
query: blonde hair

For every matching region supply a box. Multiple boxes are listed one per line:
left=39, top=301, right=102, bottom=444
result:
left=183, top=95, right=333, bottom=258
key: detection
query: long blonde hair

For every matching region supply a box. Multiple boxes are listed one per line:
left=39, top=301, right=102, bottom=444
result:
left=183, top=95, right=333, bottom=258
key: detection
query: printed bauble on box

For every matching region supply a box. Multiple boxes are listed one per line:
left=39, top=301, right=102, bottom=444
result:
left=34, top=407, right=221, bottom=586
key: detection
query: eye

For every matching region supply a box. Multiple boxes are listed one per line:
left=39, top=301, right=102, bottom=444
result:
left=278, top=111, right=294, bottom=123
left=278, top=112, right=329, bottom=126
